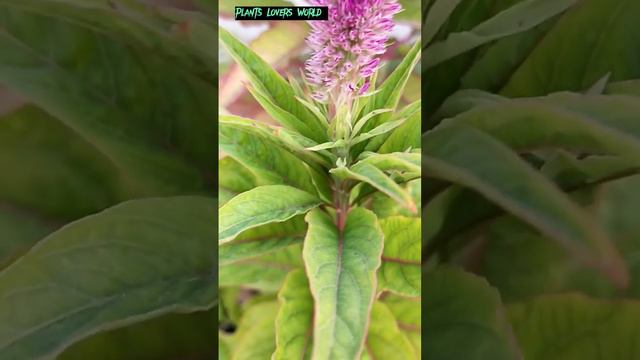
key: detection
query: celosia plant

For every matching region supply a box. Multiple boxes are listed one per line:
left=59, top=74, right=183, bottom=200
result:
left=218, top=0, right=422, bottom=358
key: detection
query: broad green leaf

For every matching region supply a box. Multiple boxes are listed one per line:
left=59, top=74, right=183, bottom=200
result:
left=248, top=86, right=320, bottom=144
left=357, top=41, right=421, bottom=150
left=359, top=152, right=421, bottom=174
left=0, top=8, right=215, bottom=195
left=423, top=0, right=464, bottom=45
left=362, top=302, right=416, bottom=359
left=303, top=208, right=384, bottom=360
left=434, top=89, right=507, bottom=120
left=444, top=93, right=640, bottom=164
left=219, top=185, right=320, bottom=243
left=219, top=27, right=326, bottom=142
left=508, top=294, right=640, bottom=360
left=231, top=301, right=279, bottom=360
left=219, top=216, right=306, bottom=265
left=382, top=293, right=421, bottom=341
left=332, top=163, right=417, bottom=213
left=379, top=106, right=421, bottom=153
left=423, top=125, right=628, bottom=286
left=378, top=217, right=421, bottom=297
left=424, top=0, right=578, bottom=70
left=58, top=310, right=217, bottom=360
left=605, top=80, right=640, bottom=97
left=219, top=244, right=303, bottom=292
left=219, top=117, right=323, bottom=195
left=425, top=267, right=522, bottom=360
left=272, top=269, right=313, bottom=360
left=502, top=0, right=640, bottom=97
left=220, top=22, right=308, bottom=107
left=0, top=197, right=217, bottom=360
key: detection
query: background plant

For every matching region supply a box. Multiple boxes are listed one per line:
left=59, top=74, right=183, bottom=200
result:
left=0, top=1, right=218, bottom=359
left=217, top=1, right=422, bottom=358
left=423, top=0, right=640, bottom=358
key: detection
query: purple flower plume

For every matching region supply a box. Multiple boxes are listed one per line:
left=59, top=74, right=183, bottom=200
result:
left=305, top=0, right=402, bottom=103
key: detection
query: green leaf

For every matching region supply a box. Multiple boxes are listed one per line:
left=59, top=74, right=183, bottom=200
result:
left=219, top=157, right=257, bottom=206
left=425, top=267, right=522, bottom=360
left=272, top=269, right=313, bottom=360
left=357, top=41, right=421, bottom=151
left=359, top=152, right=421, bottom=174
left=381, top=294, right=421, bottom=351
left=219, top=116, right=323, bottom=195
left=423, top=0, right=464, bottom=45
left=352, top=119, right=408, bottom=147
left=0, top=197, right=216, bottom=360
left=424, top=0, right=578, bottom=70
left=219, top=185, right=320, bottom=244
left=423, top=125, right=628, bottom=286
left=508, top=294, right=640, bottom=360
left=443, top=93, right=640, bottom=163
left=502, top=0, right=640, bottom=97
left=0, top=106, right=121, bottom=220
left=248, top=86, right=325, bottom=144
left=332, top=163, right=417, bottom=213
left=219, top=244, right=303, bottom=293
left=0, top=8, right=215, bottom=194
left=370, top=179, right=421, bottom=219
left=231, top=301, right=279, bottom=360
left=303, top=208, right=384, bottom=360
left=379, top=105, right=421, bottom=153
left=363, top=301, right=417, bottom=359
left=351, top=109, right=394, bottom=138
left=378, top=217, right=421, bottom=297
left=0, top=207, right=55, bottom=270
left=220, top=216, right=306, bottom=265
left=219, top=27, right=325, bottom=142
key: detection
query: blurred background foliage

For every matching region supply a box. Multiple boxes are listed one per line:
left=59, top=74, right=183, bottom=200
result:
left=0, top=0, right=217, bottom=359
left=423, top=0, right=640, bottom=358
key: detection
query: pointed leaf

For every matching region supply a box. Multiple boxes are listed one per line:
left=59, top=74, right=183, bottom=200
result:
left=332, top=163, right=416, bottom=213
left=0, top=197, right=216, bottom=360
left=231, top=301, right=279, bottom=360
left=424, top=0, right=578, bottom=70
left=219, top=28, right=325, bottom=141
left=423, top=0, right=463, bottom=45
left=423, top=125, right=628, bottom=286
left=303, top=208, right=383, bottom=360
left=359, top=152, right=421, bottom=174
left=219, top=185, right=320, bottom=243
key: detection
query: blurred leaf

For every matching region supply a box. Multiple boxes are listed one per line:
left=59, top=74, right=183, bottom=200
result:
left=423, top=125, right=628, bottom=286
left=509, top=294, right=640, bottom=360
left=423, top=0, right=463, bottom=45
left=424, top=0, right=577, bottom=70
left=502, top=0, right=640, bottom=97
left=0, top=197, right=217, bottom=360
left=303, top=208, right=383, bottom=360
left=381, top=294, right=421, bottom=356
left=0, top=8, right=216, bottom=195
left=0, top=106, right=120, bottom=219
left=424, top=267, right=522, bottom=360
